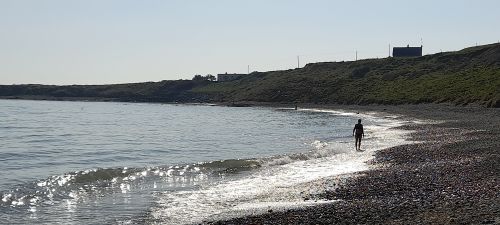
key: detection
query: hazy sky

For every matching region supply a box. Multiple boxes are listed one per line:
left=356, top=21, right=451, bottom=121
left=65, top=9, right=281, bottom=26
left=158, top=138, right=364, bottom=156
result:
left=1, top=0, right=499, bottom=85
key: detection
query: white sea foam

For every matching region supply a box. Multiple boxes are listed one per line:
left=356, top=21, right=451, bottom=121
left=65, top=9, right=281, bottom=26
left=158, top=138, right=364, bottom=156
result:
left=149, top=109, right=417, bottom=225
left=0, top=101, right=422, bottom=224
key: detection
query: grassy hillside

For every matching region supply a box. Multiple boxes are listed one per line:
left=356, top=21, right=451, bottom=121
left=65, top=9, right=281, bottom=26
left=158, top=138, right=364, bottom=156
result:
left=0, top=80, right=212, bottom=103
left=195, top=43, right=500, bottom=107
left=1, top=43, right=499, bottom=107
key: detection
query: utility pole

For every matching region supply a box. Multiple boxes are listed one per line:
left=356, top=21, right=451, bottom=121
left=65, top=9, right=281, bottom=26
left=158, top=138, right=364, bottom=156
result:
left=389, top=44, right=391, bottom=57
left=355, top=50, right=358, bottom=61
left=420, top=38, right=424, bottom=55
left=297, top=56, right=300, bottom=68
left=247, top=65, right=250, bottom=74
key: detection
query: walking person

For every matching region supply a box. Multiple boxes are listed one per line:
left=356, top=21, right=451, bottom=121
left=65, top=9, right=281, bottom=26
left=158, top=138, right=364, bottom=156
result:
left=353, top=119, right=364, bottom=151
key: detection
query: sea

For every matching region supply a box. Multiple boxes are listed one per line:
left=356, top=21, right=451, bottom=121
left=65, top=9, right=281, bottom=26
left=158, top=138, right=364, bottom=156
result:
left=0, top=99, right=411, bottom=224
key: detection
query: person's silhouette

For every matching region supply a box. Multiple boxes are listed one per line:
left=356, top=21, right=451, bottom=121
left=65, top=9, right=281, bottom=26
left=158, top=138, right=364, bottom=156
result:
left=353, top=119, right=364, bottom=151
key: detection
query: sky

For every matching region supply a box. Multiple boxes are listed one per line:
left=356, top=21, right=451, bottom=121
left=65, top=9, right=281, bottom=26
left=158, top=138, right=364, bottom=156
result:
left=1, top=0, right=499, bottom=85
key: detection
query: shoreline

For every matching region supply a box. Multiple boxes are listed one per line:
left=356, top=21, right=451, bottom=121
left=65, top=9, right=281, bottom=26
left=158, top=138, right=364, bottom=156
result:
left=2, top=99, right=498, bottom=224
left=206, top=104, right=500, bottom=224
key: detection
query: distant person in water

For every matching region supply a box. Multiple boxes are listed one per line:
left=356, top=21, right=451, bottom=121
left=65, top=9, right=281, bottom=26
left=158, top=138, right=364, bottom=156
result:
left=353, top=119, right=364, bottom=151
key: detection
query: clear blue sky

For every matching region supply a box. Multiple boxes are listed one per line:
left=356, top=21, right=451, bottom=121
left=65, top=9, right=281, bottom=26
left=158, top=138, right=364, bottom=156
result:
left=1, top=0, right=499, bottom=85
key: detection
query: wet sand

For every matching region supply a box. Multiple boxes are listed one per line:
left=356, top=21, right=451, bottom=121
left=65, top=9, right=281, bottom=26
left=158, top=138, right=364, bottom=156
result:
left=207, top=104, right=500, bottom=225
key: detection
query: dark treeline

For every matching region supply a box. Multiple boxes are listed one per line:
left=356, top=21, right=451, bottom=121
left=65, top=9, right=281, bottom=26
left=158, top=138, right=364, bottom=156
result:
left=0, top=80, right=212, bottom=103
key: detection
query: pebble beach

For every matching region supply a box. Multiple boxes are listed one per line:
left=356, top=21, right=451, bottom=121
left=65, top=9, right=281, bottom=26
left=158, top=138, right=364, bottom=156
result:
left=207, top=104, right=500, bottom=225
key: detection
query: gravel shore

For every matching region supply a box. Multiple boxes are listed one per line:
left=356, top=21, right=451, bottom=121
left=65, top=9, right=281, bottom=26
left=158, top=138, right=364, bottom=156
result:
left=207, top=104, right=500, bottom=225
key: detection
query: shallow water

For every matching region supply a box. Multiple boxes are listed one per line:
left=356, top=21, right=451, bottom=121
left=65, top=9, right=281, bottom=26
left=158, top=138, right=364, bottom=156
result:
left=0, top=99, right=410, bottom=224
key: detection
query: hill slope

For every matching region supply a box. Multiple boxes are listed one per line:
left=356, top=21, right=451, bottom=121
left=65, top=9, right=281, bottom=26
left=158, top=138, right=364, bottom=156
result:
left=0, top=80, right=212, bottom=103
left=196, top=43, right=500, bottom=107
left=1, top=43, right=499, bottom=107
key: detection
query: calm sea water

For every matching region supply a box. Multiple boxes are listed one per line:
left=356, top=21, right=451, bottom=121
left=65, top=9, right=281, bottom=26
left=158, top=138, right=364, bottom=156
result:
left=0, top=99, right=409, bottom=224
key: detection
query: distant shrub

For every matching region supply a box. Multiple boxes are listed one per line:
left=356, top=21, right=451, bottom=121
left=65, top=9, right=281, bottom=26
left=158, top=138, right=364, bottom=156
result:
left=192, top=74, right=216, bottom=81
left=351, top=66, right=370, bottom=78
left=382, top=72, right=399, bottom=81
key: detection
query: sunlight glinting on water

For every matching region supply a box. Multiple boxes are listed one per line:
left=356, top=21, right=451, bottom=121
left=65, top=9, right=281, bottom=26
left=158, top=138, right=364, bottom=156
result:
left=0, top=100, right=418, bottom=224
left=147, top=112, right=415, bottom=224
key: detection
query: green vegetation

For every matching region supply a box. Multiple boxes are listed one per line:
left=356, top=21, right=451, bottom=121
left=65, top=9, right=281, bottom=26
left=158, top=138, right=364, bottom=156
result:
left=1, top=43, right=499, bottom=107
left=192, top=74, right=216, bottom=81
left=194, top=43, right=500, bottom=107
left=0, top=80, right=213, bottom=102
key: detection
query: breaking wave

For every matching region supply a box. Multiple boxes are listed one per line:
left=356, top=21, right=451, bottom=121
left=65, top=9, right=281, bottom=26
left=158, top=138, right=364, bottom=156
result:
left=0, top=139, right=341, bottom=209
